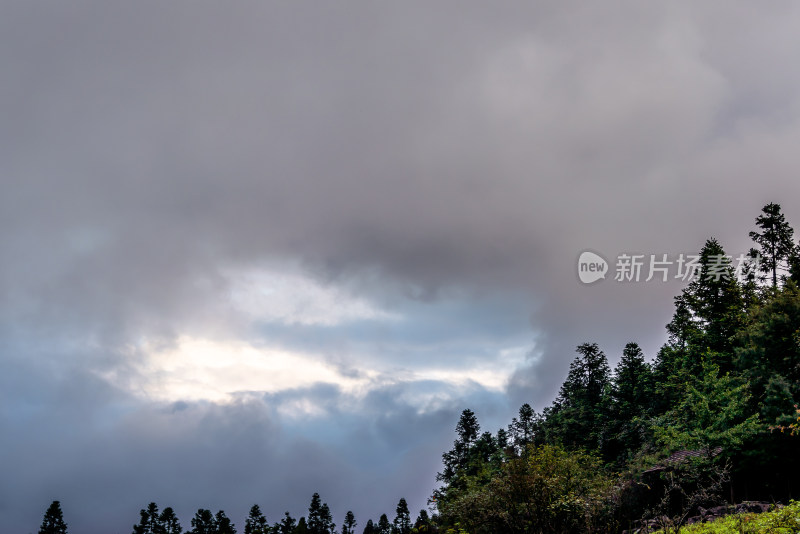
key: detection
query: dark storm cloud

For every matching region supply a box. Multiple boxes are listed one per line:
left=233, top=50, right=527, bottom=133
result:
left=5, top=1, right=800, bottom=532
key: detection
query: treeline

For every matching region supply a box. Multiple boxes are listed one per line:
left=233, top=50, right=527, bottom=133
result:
left=431, top=202, right=800, bottom=533
left=36, top=494, right=434, bottom=534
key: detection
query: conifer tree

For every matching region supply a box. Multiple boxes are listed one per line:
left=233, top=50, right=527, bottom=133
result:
left=612, top=342, right=653, bottom=416
left=244, top=505, right=268, bottom=534
left=393, top=498, right=411, bottom=534
left=508, top=403, right=538, bottom=455
left=494, top=427, right=509, bottom=452
left=307, top=493, right=323, bottom=534
left=39, top=501, right=68, bottom=534
left=189, top=509, right=215, bottom=534
left=607, top=342, right=654, bottom=461
left=548, top=343, right=612, bottom=453
left=341, top=511, right=356, bottom=534
left=692, top=239, right=744, bottom=356
left=319, top=504, right=335, bottom=534
left=133, top=502, right=164, bottom=534
left=750, top=202, right=796, bottom=287
left=275, top=512, right=296, bottom=534
left=160, top=508, right=182, bottom=534
left=361, top=519, right=375, bottom=534
left=670, top=238, right=744, bottom=372
left=215, top=511, right=236, bottom=534
left=307, top=493, right=334, bottom=534
left=437, top=409, right=480, bottom=485
left=665, top=294, right=700, bottom=353
left=736, top=281, right=800, bottom=413
left=376, top=514, right=391, bottom=534
left=654, top=359, right=760, bottom=457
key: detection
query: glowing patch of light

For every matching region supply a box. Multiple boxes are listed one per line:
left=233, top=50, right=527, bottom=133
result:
left=104, top=334, right=533, bottom=416
left=116, top=337, right=373, bottom=404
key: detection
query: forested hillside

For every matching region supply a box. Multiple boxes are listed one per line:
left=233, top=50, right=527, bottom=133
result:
left=431, top=202, right=800, bottom=533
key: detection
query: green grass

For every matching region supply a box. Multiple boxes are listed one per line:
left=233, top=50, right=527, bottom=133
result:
left=669, top=500, right=800, bottom=533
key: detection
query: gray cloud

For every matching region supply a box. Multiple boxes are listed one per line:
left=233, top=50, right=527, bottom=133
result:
left=5, top=1, right=800, bottom=531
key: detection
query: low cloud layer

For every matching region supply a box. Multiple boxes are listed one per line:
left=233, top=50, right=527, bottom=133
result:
left=4, top=1, right=800, bottom=532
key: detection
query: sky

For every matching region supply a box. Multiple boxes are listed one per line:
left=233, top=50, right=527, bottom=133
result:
left=4, top=1, right=800, bottom=532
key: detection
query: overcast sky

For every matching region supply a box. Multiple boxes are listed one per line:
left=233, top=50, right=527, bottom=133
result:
left=4, top=2, right=800, bottom=532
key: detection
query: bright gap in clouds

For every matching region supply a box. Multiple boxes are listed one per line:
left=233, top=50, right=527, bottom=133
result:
left=105, top=266, right=531, bottom=411
left=130, top=337, right=371, bottom=404
left=120, top=337, right=528, bottom=411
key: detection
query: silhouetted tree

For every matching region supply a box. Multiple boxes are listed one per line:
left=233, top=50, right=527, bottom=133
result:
left=133, top=502, right=164, bottom=534
left=508, top=403, right=538, bottom=455
left=215, top=511, right=236, bottom=534
left=319, top=504, right=335, bottom=534
left=160, top=508, right=182, bottom=534
left=189, top=509, right=215, bottom=534
left=393, top=499, right=411, bottom=534
left=341, top=511, right=356, bottom=534
left=39, top=501, right=68, bottom=534
left=750, top=202, right=796, bottom=287
left=307, top=493, right=334, bottom=534
left=244, top=505, right=268, bottom=534
left=377, top=514, right=391, bottom=534
left=437, top=409, right=480, bottom=486
left=275, top=512, right=296, bottom=534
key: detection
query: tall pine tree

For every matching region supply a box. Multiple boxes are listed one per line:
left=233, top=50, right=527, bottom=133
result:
left=547, top=343, right=612, bottom=454
left=244, top=505, right=268, bottom=534
left=437, top=409, right=480, bottom=486
left=275, top=512, right=296, bottom=534
left=393, top=498, right=411, bottom=534
left=612, top=342, right=653, bottom=417
left=607, top=342, right=654, bottom=462
left=341, top=511, right=356, bottom=534
left=750, top=202, right=796, bottom=287
left=307, top=493, right=323, bottom=534
left=189, top=509, right=215, bottom=534
left=675, top=238, right=744, bottom=372
left=307, top=493, right=335, bottom=534
left=160, top=508, right=182, bottom=534
left=376, top=514, right=391, bottom=534
left=215, top=511, right=236, bottom=534
left=361, top=519, right=375, bottom=534
left=39, top=501, right=68, bottom=534
left=133, top=502, right=164, bottom=534
left=508, top=403, right=539, bottom=455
